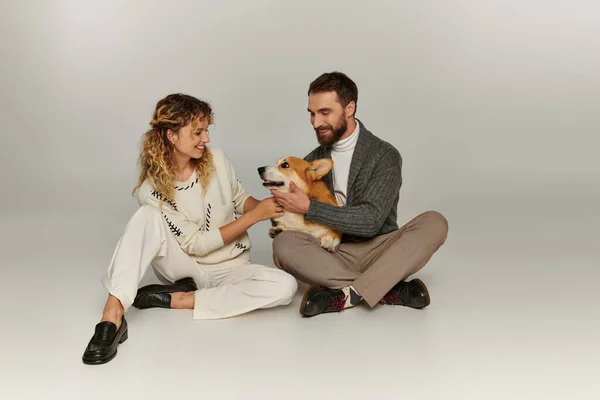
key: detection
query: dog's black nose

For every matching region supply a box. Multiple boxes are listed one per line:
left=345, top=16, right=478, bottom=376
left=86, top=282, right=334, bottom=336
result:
left=257, top=167, right=265, bottom=174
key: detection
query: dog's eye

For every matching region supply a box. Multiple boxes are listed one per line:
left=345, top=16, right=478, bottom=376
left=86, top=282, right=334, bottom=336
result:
left=281, top=162, right=289, bottom=168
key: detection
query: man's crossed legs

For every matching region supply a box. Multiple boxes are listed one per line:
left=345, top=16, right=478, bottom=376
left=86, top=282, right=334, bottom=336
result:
left=272, top=211, right=449, bottom=316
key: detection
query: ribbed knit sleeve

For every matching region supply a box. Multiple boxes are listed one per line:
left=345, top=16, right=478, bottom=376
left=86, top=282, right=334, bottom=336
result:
left=305, top=149, right=402, bottom=237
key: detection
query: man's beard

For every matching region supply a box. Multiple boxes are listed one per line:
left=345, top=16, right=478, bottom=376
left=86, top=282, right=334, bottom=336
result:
left=315, top=117, right=347, bottom=147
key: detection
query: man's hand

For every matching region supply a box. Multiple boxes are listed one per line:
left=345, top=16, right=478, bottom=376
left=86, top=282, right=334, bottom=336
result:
left=270, top=182, right=311, bottom=215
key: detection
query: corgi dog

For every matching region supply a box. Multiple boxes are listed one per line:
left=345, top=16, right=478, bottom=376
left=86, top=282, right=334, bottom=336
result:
left=257, top=156, right=342, bottom=252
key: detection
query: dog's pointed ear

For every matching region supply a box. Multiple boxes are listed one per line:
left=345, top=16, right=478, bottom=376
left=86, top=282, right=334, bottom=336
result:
left=307, top=158, right=333, bottom=181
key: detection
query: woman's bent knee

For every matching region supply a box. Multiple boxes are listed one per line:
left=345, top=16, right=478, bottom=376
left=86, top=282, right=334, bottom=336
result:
left=132, top=205, right=161, bottom=221
left=126, top=205, right=165, bottom=233
left=274, top=270, right=298, bottom=304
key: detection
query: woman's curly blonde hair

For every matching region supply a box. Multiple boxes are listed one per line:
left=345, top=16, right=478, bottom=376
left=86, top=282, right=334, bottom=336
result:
left=132, top=93, right=216, bottom=202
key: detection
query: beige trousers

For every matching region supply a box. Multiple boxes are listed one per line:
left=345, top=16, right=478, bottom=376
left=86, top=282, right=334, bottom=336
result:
left=102, top=205, right=298, bottom=319
left=272, top=211, right=448, bottom=307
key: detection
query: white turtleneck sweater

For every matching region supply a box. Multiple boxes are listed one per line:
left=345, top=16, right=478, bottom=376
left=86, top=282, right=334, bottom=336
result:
left=331, top=121, right=360, bottom=206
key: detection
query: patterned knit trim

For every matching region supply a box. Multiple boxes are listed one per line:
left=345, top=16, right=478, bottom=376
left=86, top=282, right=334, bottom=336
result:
left=150, top=190, right=178, bottom=212
left=235, top=243, right=248, bottom=251
left=175, top=177, right=199, bottom=191
left=205, top=203, right=211, bottom=231
left=160, top=212, right=183, bottom=236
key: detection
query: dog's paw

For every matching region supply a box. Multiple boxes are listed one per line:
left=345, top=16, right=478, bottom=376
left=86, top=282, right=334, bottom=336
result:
left=320, top=235, right=340, bottom=252
left=269, top=227, right=283, bottom=239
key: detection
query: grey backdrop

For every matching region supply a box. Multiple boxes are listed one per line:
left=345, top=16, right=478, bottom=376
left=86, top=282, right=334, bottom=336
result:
left=1, top=1, right=599, bottom=399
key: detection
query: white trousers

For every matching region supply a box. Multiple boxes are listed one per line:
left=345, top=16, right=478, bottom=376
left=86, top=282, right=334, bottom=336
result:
left=101, top=205, right=298, bottom=319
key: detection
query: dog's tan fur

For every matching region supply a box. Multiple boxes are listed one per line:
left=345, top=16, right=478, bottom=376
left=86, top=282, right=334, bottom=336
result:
left=258, top=156, right=342, bottom=252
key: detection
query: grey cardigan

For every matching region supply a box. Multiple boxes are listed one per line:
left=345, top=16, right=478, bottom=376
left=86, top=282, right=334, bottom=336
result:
left=304, top=119, right=402, bottom=242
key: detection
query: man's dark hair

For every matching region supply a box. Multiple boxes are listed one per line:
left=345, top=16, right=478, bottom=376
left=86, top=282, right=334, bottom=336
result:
left=308, top=71, right=358, bottom=115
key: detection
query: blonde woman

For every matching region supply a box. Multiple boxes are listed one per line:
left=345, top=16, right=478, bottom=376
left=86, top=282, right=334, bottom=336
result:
left=82, top=94, right=298, bottom=365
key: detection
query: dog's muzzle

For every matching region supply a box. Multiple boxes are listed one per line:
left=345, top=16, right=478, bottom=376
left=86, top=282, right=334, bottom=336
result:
left=257, top=166, right=284, bottom=187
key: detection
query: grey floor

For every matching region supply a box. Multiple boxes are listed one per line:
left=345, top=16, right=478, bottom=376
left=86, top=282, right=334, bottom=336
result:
left=2, top=182, right=599, bottom=400
left=2, top=0, right=598, bottom=398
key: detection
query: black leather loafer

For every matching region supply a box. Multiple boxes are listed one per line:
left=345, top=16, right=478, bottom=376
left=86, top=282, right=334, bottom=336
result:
left=379, top=278, right=431, bottom=309
left=82, top=316, right=128, bottom=365
left=132, top=277, right=197, bottom=309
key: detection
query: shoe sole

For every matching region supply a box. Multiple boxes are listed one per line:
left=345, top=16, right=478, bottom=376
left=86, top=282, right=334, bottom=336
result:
left=82, top=329, right=129, bottom=365
left=412, top=278, right=431, bottom=308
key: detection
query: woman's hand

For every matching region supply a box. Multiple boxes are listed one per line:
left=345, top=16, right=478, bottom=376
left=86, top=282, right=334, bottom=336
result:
left=249, top=197, right=284, bottom=222
left=219, top=197, right=283, bottom=246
